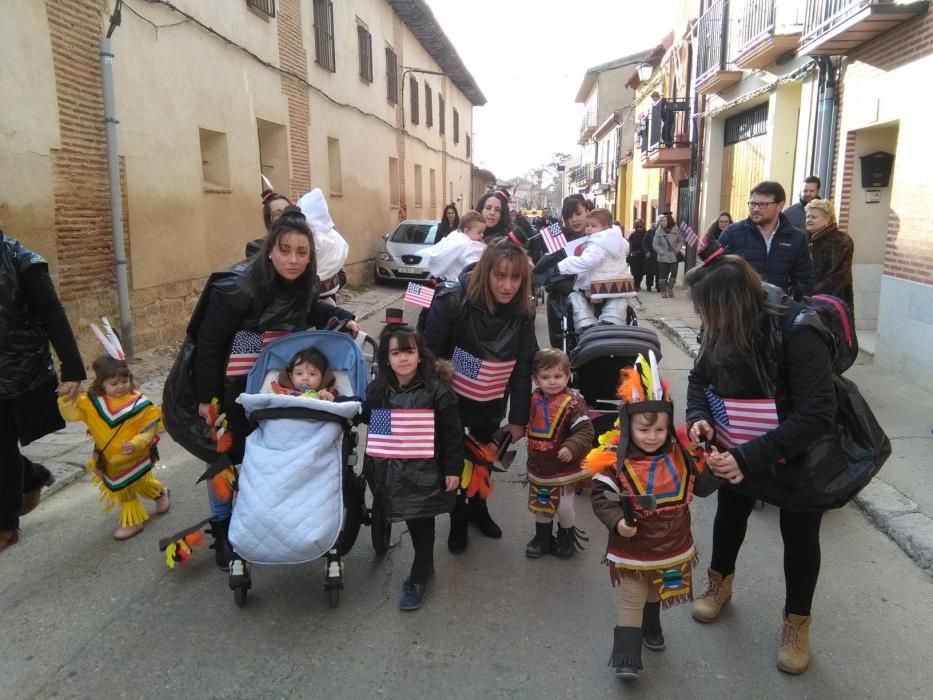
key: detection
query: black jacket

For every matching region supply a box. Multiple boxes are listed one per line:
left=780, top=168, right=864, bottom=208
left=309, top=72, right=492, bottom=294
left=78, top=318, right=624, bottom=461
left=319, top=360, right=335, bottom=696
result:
left=163, top=259, right=353, bottom=463
left=422, top=268, right=537, bottom=435
left=0, top=232, right=85, bottom=399
left=686, top=303, right=836, bottom=508
left=362, top=376, right=462, bottom=522
left=718, top=214, right=815, bottom=295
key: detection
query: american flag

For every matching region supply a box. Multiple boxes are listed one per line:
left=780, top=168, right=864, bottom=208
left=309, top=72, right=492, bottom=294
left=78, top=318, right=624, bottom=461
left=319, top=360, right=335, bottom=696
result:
left=705, top=389, right=779, bottom=449
left=450, top=347, right=516, bottom=402
left=681, top=221, right=699, bottom=247
left=225, top=330, right=289, bottom=376
left=540, top=223, right=567, bottom=254
left=365, top=408, right=435, bottom=459
left=404, top=282, right=435, bottom=309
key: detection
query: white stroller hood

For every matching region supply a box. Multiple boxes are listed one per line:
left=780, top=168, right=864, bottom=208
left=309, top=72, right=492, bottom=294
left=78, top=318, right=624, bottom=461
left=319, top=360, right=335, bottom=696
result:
left=299, top=189, right=349, bottom=283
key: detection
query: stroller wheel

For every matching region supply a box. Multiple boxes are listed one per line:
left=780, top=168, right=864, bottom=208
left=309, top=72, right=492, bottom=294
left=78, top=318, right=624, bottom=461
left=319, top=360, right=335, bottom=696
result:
left=370, top=503, right=393, bottom=556
left=233, top=586, right=248, bottom=608
left=328, top=586, right=340, bottom=608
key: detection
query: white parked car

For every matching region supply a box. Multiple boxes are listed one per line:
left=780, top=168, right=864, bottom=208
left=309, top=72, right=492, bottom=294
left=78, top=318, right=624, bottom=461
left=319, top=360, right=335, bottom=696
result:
left=374, top=219, right=439, bottom=283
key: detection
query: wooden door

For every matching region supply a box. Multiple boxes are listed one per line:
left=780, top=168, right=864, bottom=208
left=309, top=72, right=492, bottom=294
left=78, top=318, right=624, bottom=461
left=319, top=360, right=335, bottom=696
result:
left=720, top=134, right=766, bottom=221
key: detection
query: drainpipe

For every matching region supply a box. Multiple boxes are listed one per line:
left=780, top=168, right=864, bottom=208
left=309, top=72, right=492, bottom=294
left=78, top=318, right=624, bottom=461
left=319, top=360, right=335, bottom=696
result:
left=100, top=6, right=134, bottom=353
left=813, top=57, right=837, bottom=198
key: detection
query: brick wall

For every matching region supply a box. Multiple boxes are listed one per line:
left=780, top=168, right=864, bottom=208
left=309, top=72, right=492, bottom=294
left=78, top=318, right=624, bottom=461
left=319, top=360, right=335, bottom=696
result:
left=46, top=0, right=115, bottom=305
left=836, top=132, right=856, bottom=231
left=393, top=15, right=407, bottom=221
left=277, top=0, right=311, bottom=201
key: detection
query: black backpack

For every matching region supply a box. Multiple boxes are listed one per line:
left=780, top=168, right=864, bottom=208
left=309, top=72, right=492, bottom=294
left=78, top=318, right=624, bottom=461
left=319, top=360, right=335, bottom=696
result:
left=764, top=284, right=858, bottom=374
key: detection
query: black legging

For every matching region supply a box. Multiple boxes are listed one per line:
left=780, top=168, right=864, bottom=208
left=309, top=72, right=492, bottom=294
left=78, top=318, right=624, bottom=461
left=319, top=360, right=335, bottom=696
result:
left=710, top=486, right=823, bottom=616
left=406, top=517, right=436, bottom=584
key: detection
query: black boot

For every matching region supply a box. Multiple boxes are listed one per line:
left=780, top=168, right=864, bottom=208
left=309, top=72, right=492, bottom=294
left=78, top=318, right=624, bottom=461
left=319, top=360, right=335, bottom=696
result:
left=448, top=494, right=469, bottom=554
left=525, top=521, right=554, bottom=558
left=552, top=525, right=588, bottom=558
left=609, top=626, right=644, bottom=680
left=208, top=518, right=231, bottom=569
left=468, top=497, right=502, bottom=539
left=642, top=601, right=665, bottom=651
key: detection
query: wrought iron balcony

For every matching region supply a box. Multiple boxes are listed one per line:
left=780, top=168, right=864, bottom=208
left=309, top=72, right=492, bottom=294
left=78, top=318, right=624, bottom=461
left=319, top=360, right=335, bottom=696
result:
left=733, top=0, right=805, bottom=70
left=638, top=99, right=692, bottom=168
left=800, top=0, right=928, bottom=55
left=696, top=0, right=743, bottom=95
left=578, top=110, right=597, bottom=145
left=569, top=164, right=596, bottom=186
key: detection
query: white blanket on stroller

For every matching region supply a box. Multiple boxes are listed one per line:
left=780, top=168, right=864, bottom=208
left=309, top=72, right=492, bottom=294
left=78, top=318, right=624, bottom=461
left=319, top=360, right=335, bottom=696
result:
left=229, top=393, right=361, bottom=565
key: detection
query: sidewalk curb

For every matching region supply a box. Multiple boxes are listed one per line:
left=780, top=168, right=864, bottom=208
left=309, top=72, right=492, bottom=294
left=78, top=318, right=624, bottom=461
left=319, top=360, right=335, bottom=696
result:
left=649, top=313, right=933, bottom=578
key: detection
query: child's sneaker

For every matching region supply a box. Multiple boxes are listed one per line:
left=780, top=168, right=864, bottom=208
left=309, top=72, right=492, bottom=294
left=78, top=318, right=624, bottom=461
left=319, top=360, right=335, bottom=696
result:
left=113, top=524, right=144, bottom=540
left=399, top=578, right=427, bottom=611
left=154, top=488, right=171, bottom=515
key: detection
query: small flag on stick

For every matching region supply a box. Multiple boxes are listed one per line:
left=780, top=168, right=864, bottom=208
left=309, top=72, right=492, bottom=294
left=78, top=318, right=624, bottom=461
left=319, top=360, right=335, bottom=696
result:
left=681, top=221, right=699, bottom=247
left=404, top=282, right=435, bottom=309
left=540, top=223, right=567, bottom=254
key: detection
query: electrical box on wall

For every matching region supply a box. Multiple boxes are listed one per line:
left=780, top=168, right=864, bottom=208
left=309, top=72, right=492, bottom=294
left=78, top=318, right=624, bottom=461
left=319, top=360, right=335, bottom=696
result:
left=860, top=151, right=895, bottom=188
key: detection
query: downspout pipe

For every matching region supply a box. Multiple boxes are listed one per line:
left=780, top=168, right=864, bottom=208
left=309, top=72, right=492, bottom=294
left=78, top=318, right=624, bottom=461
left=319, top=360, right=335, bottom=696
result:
left=101, top=21, right=134, bottom=352
left=813, top=56, right=837, bottom=198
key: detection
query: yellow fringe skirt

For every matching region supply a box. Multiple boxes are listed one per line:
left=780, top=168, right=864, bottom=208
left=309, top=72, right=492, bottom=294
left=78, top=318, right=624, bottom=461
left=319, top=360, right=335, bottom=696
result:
left=90, top=469, right=166, bottom=528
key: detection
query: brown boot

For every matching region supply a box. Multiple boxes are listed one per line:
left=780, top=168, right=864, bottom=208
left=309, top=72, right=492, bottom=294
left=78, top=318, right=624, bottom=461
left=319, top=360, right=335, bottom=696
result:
left=692, top=569, right=734, bottom=623
left=777, top=612, right=812, bottom=674
left=0, top=528, right=20, bottom=553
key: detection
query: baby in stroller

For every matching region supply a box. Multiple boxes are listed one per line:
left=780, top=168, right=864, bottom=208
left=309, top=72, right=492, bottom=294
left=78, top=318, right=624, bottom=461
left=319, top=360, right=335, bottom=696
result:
left=556, top=208, right=637, bottom=332
left=225, top=330, right=369, bottom=607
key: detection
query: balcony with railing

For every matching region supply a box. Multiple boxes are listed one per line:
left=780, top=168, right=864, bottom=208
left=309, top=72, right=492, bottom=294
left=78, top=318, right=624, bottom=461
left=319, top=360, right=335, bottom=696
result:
left=696, top=0, right=744, bottom=95
left=638, top=99, right=692, bottom=168
left=800, top=0, right=928, bottom=55
left=578, top=109, right=597, bottom=145
left=569, top=164, right=596, bottom=186
left=733, top=0, right=805, bottom=70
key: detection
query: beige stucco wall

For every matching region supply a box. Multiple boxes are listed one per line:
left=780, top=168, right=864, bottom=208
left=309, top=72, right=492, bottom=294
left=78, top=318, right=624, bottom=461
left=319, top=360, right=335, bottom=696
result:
left=0, top=0, right=60, bottom=272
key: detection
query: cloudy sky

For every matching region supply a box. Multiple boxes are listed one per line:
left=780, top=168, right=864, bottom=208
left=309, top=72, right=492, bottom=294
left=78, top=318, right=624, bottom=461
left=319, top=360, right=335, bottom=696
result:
left=427, top=0, right=680, bottom=180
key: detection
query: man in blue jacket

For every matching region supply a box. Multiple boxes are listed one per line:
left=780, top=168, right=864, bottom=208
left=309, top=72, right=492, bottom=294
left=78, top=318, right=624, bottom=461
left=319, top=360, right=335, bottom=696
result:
left=718, top=181, right=815, bottom=296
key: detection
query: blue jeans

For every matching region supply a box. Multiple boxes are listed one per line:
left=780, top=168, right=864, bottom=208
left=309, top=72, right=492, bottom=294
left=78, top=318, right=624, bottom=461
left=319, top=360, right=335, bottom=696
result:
left=206, top=467, right=233, bottom=521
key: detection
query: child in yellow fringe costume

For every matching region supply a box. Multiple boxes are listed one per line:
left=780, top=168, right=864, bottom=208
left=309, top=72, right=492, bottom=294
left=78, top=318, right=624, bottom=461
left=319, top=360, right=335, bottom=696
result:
left=58, top=355, right=170, bottom=540
left=586, top=352, right=709, bottom=683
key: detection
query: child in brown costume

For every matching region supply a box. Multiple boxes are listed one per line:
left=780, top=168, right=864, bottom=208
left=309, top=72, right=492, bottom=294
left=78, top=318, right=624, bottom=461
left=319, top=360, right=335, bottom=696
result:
left=588, top=353, right=706, bottom=681
left=524, top=349, right=595, bottom=558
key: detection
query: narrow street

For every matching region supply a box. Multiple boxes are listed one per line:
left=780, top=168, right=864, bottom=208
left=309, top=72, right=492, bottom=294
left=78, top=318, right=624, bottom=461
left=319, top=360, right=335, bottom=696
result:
left=2, top=298, right=931, bottom=699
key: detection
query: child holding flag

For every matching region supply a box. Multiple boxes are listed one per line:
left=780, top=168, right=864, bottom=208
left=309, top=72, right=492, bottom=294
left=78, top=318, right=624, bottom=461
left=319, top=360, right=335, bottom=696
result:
left=362, top=315, right=463, bottom=610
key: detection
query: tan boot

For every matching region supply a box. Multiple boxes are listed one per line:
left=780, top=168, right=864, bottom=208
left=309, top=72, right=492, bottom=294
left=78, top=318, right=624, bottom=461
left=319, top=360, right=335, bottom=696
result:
left=0, top=528, right=21, bottom=553
left=777, top=613, right=812, bottom=674
left=692, top=569, right=734, bottom=623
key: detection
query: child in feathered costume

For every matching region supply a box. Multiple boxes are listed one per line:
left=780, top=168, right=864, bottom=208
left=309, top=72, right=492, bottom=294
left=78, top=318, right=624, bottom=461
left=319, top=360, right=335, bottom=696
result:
left=524, top=348, right=594, bottom=559
left=587, top=352, right=708, bottom=682
left=58, top=320, right=169, bottom=540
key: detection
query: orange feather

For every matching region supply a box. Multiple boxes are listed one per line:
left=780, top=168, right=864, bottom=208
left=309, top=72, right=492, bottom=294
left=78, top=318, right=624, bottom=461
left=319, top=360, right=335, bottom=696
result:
left=616, top=367, right=645, bottom=404
left=583, top=449, right=617, bottom=475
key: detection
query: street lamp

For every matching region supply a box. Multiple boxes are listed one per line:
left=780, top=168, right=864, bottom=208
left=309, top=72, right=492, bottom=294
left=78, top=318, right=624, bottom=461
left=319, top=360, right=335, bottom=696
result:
left=637, top=62, right=654, bottom=83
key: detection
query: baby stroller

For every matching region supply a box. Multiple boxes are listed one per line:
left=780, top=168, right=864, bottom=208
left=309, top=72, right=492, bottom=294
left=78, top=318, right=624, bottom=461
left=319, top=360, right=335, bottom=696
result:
left=556, top=293, right=640, bottom=355
left=225, top=329, right=380, bottom=609
left=570, top=324, right=663, bottom=439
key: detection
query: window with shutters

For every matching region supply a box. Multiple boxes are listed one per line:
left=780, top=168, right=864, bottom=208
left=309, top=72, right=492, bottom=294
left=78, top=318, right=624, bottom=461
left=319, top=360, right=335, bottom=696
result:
left=357, top=24, right=373, bottom=83
left=425, top=84, right=433, bottom=128
left=410, top=76, right=420, bottom=125
left=453, top=108, right=460, bottom=144
left=386, top=47, right=398, bottom=104
left=438, top=95, right=446, bottom=135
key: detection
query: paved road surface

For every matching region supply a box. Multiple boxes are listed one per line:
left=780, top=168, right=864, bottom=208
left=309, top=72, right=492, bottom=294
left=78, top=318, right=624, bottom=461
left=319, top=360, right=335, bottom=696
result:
left=3, top=301, right=932, bottom=699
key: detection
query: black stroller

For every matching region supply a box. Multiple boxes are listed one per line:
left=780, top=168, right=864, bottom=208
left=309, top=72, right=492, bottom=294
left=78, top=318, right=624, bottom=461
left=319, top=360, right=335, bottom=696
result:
left=570, top=325, right=663, bottom=439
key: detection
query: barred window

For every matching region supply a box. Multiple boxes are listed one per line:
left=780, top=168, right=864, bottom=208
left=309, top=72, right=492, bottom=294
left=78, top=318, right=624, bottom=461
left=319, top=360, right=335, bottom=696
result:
left=246, top=0, right=275, bottom=18
left=386, top=47, right=398, bottom=104
left=357, top=25, right=373, bottom=83
left=724, top=103, right=768, bottom=146
left=410, top=76, right=420, bottom=125
left=425, top=84, right=433, bottom=128
left=313, top=0, right=335, bottom=73
left=438, top=95, right=446, bottom=135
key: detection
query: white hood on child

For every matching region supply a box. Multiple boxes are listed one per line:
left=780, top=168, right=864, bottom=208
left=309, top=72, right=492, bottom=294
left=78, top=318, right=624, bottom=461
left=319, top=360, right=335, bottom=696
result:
left=299, top=188, right=349, bottom=283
